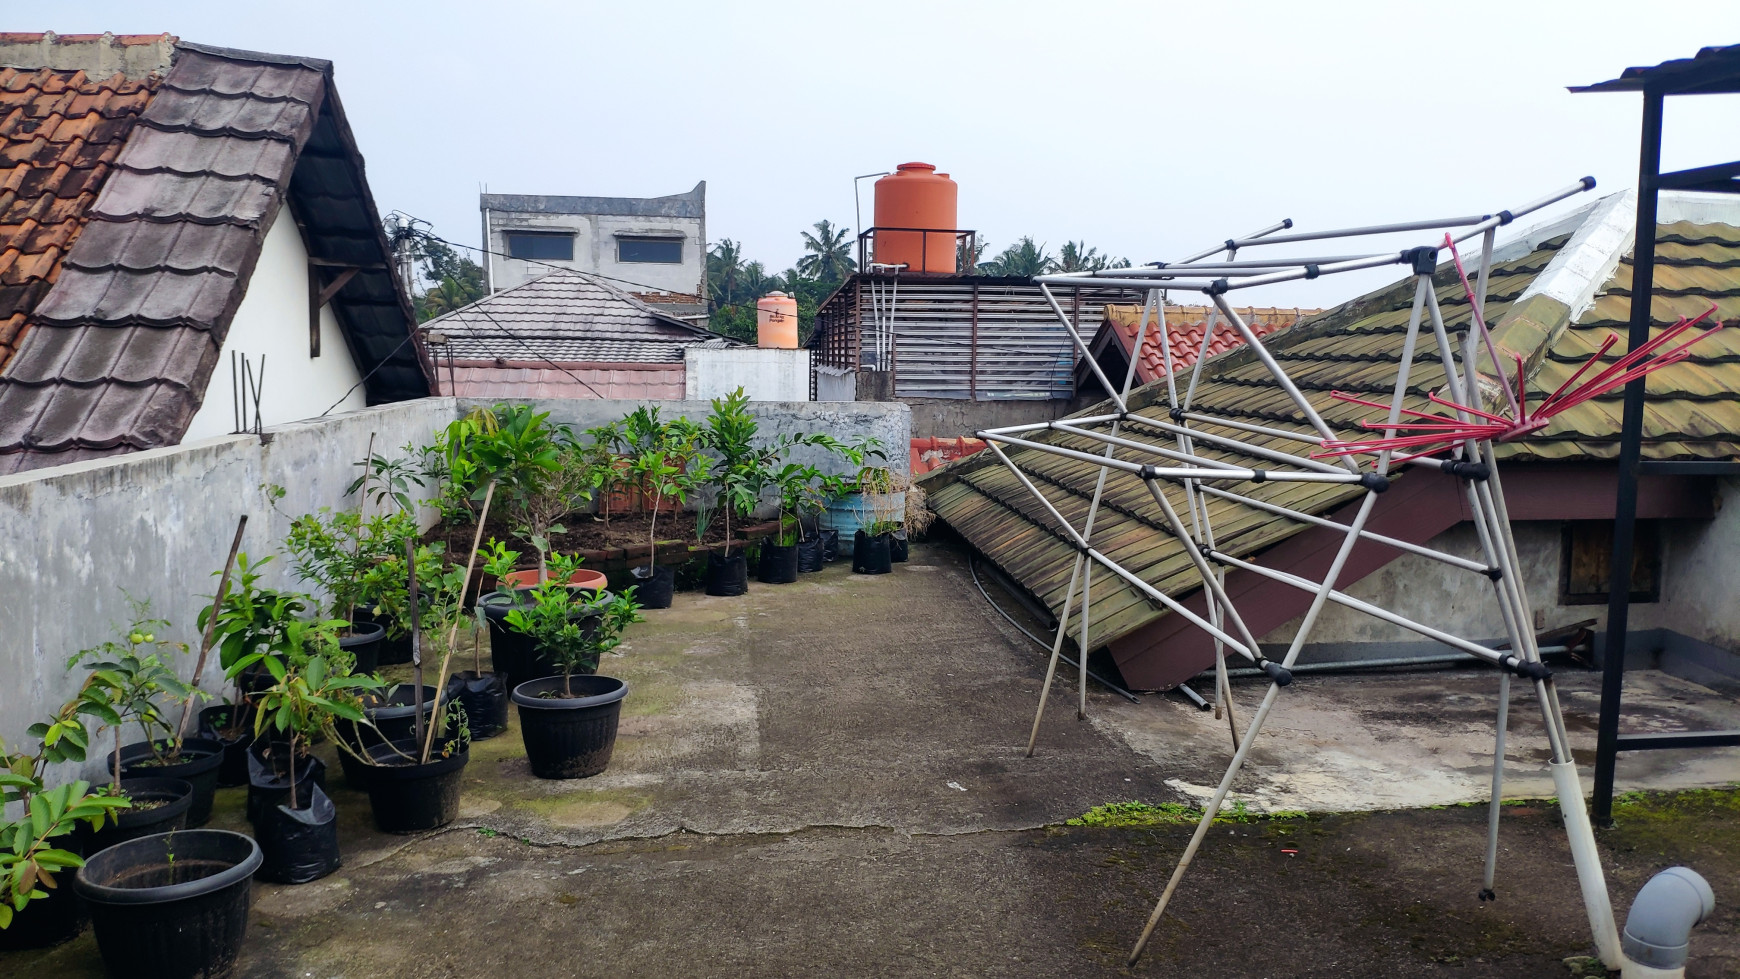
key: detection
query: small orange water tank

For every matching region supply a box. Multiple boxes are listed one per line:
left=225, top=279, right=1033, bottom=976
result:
left=873, top=162, right=958, bottom=274
left=757, top=291, right=799, bottom=349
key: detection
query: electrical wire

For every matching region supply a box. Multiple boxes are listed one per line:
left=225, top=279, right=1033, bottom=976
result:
left=967, top=554, right=1139, bottom=703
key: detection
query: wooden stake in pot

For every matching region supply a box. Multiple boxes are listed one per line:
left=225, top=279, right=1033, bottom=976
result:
left=175, top=514, right=248, bottom=744
left=423, top=480, right=496, bottom=764
left=408, top=537, right=424, bottom=747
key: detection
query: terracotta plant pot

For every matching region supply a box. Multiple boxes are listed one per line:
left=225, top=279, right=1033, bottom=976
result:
left=501, top=568, right=610, bottom=592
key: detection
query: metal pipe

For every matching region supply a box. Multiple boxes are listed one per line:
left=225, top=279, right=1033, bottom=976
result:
left=1201, top=646, right=1573, bottom=680
left=1211, top=295, right=1357, bottom=471
left=1177, top=218, right=1292, bottom=263
left=1194, top=484, right=1494, bottom=574
left=1482, top=671, right=1511, bottom=900
left=1176, top=682, right=1210, bottom=710
left=1122, top=415, right=1349, bottom=474
left=965, top=555, right=1139, bottom=705
left=981, top=431, right=1364, bottom=484
left=1039, top=282, right=1127, bottom=413
left=977, top=412, right=1125, bottom=437
left=1174, top=410, right=1323, bottom=447
left=1225, top=214, right=1493, bottom=249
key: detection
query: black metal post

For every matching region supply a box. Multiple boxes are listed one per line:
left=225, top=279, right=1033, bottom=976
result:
left=1592, top=87, right=1664, bottom=826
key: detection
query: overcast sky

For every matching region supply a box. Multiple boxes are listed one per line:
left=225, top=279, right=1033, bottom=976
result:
left=52, top=1, right=1740, bottom=305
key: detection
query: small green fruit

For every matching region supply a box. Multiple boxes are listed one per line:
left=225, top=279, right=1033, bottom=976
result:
left=129, top=632, right=145, bottom=644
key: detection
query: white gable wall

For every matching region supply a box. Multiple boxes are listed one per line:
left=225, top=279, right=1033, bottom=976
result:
left=183, top=209, right=367, bottom=441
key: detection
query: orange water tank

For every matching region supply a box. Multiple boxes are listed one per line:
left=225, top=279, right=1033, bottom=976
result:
left=757, top=291, right=799, bottom=349
left=872, top=162, right=958, bottom=274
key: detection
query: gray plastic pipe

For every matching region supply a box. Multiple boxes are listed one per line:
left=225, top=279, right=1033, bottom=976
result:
left=1621, top=867, right=1715, bottom=978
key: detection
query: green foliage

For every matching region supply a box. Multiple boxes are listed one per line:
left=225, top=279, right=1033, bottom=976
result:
left=66, top=608, right=199, bottom=774
left=409, top=236, right=485, bottom=322
left=622, top=408, right=710, bottom=566
left=249, top=653, right=383, bottom=807
left=502, top=574, right=644, bottom=695
left=0, top=780, right=130, bottom=930
left=1064, top=799, right=1308, bottom=828
left=797, top=220, right=855, bottom=283
left=977, top=237, right=1054, bottom=277
left=347, top=448, right=427, bottom=515
left=283, top=508, right=421, bottom=622
left=1054, top=240, right=1131, bottom=273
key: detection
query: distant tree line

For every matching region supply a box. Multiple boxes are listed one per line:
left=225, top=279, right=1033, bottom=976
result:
left=705, top=226, right=1129, bottom=343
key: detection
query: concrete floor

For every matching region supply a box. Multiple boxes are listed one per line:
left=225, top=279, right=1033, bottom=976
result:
left=8, top=542, right=1740, bottom=977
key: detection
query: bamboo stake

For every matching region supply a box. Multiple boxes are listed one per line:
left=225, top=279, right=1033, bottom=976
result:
left=422, top=481, right=496, bottom=764
left=348, top=432, right=377, bottom=626
left=408, top=538, right=425, bottom=748
left=175, top=514, right=248, bottom=744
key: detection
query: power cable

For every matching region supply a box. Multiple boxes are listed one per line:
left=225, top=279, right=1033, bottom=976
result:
left=967, top=554, right=1139, bottom=703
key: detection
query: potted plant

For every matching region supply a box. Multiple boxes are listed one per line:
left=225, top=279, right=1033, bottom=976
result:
left=231, top=614, right=350, bottom=823
left=625, top=410, right=708, bottom=609
left=698, top=390, right=762, bottom=596
left=281, top=504, right=392, bottom=671
left=505, top=577, right=642, bottom=779
left=852, top=466, right=904, bottom=574
left=757, top=462, right=817, bottom=584
left=77, top=614, right=225, bottom=829
left=0, top=684, right=131, bottom=949
left=74, top=829, right=262, bottom=978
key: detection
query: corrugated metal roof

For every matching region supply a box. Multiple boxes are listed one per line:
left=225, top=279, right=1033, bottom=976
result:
left=924, top=211, right=1740, bottom=656
left=425, top=267, right=735, bottom=370
left=0, top=38, right=429, bottom=475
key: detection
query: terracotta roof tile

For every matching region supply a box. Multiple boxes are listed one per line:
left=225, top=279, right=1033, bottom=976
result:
left=0, top=65, right=156, bottom=370
left=1097, top=304, right=1318, bottom=387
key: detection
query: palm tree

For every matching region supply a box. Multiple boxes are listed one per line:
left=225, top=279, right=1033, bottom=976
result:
left=707, top=239, right=745, bottom=310
left=797, top=220, right=856, bottom=284
left=977, top=237, right=1055, bottom=278
left=740, top=261, right=780, bottom=299
left=418, top=276, right=481, bottom=321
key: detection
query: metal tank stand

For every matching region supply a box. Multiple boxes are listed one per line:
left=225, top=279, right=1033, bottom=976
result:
left=978, top=180, right=1631, bottom=969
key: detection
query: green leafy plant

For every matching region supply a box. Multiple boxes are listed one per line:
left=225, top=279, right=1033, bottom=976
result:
left=0, top=779, right=130, bottom=929
left=625, top=410, right=710, bottom=571
left=66, top=608, right=201, bottom=782
left=246, top=653, right=382, bottom=808
left=579, top=422, right=626, bottom=527
left=348, top=446, right=428, bottom=515
left=282, top=508, right=420, bottom=627
left=502, top=556, right=644, bottom=697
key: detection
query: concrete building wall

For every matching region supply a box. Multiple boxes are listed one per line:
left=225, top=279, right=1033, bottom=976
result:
left=0, top=398, right=456, bottom=784
left=485, top=210, right=704, bottom=296
left=685, top=348, right=810, bottom=402
left=183, top=210, right=367, bottom=441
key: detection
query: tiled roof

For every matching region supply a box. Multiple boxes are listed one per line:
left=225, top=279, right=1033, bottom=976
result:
left=0, top=64, right=160, bottom=373
left=0, top=39, right=429, bottom=474
left=428, top=268, right=733, bottom=368
left=1090, top=304, right=1316, bottom=388
left=923, top=200, right=1740, bottom=662
left=910, top=436, right=986, bottom=476
left=444, top=364, right=685, bottom=400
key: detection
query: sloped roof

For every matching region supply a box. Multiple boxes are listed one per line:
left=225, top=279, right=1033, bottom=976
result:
left=0, top=37, right=429, bottom=474
left=1083, top=304, right=1316, bottom=390
left=0, top=61, right=160, bottom=371
left=426, top=267, right=734, bottom=367
left=923, top=195, right=1740, bottom=656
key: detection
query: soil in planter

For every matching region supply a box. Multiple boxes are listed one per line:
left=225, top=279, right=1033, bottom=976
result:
left=430, top=508, right=743, bottom=557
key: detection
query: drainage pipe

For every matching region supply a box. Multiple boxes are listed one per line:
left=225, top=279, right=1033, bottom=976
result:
left=1622, top=867, right=1714, bottom=979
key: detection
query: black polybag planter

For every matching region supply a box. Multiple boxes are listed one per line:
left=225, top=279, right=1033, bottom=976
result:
left=513, top=675, right=628, bottom=779
left=89, top=778, right=192, bottom=856
left=254, top=784, right=341, bottom=885
left=0, top=823, right=89, bottom=950
left=117, top=737, right=225, bottom=828
left=632, top=564, right=675, bottom=608
left=757, top=542, right=800, bottom=584
left=480, top=590, right=607, bottom=687
left=796, top=535, right=825, bottom=573
left=889, top=531, right=909, bottom=563
left=703, top=550, right=749, bottom=596
left=339, top=619, right=385, bottom=675
left=446, top=670, right=510, bottom=740
left=819, top=528, right=841, bottom=563
left=852, top=531, right=893, bottom=575
left=75, top=829, right=261, bottom=979
left=246, top=749, right=327, bottom=823
left=198, top=703, right=256, bottom=788
left=362, top=738, right=468, bottom=833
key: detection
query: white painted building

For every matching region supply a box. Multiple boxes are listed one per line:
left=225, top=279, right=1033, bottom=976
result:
left=480, top=184, right=708, bottom=314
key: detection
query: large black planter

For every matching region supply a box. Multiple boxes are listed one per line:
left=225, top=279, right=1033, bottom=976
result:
left=89, top=778, right=193, bottom=856
left=631, top=564, right=675, bottom=608
left=254, top=785, right=341, bottom=885
left=703, top=550, right=749, bottom=596
left=796, top=535, right=825, bottom=573
left=339, top=619, right=385, bottom=675
left=117, top=737, right=225, bottom=828
left=512, top=675, right=628, bottom=779
left=335, top=683, right=441, bottom=788
left=198, top=703, right=256, bottom=788
left=819, top=528, right=841, bottom=563
left=757, top=541, right=800, bottom=584
left=446, top=670, right=510, bottom=740
left=889, top=531, right=910, bottom=563
left=852, top=530, right=893, bottom=575
left=361, top=738, right=468, bottom=834
left=75, top=829, right=261, bottom=979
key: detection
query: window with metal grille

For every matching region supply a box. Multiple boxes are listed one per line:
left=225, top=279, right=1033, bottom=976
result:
left=1560, top=520, right=1660, bottom=605
left=505, top=232, right=574, bottom=261
left=618, top=237, right=683, bottom=264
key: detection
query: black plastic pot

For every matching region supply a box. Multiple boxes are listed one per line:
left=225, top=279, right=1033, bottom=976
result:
left=480, top=589, right=609, bottom=687
left=0, top=824, right=89, bottom=950
left=75, top=829, right=261, bottom=979
left=246, top=749, right=327, bottom=823
left=361, top=738, right=468, bottom=833
left=703, top=549, right=749, bottom=596
left=797, top=535, right=825, bottom=573
left=632, top=564, right=675, bottom=608
left=358, top=605, right=413, bottom=665
left=757, top=541, right=800, bottom=584
left=852, top=531, right=893, bottom=575
left=198, top=703, right=256, bottom=788
left=446, top=670, right=510, bottom=740
left=819, top=527, right=841, bottom=563
left=254, top=785, right=341, bottom=885
left=335, top=683, right=443, bottom=787
left=89, top=778, right=193, bottom=856
left=117, top=737, right=225, bottom=828
left=889, top=531, right=910, bottom=564
left=340, top=619, right=385, bottom=675
left=513, top=675, right=629, bottom=779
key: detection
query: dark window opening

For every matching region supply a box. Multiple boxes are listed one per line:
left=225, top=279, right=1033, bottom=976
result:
left=618, top=237, right=683, bottom=264
left=1560, top=520, right=1661, bottom=605
left=505, top=232, right=574, bottom=261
